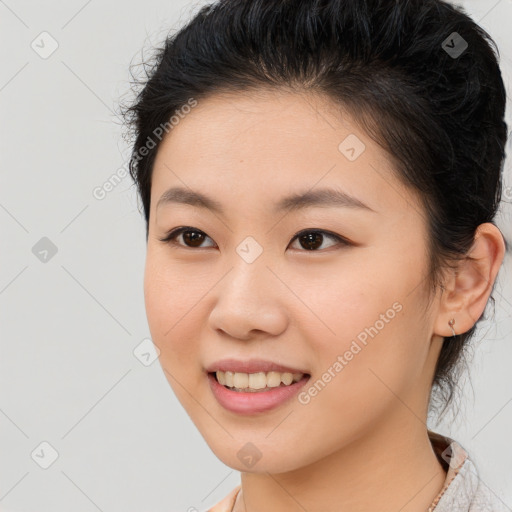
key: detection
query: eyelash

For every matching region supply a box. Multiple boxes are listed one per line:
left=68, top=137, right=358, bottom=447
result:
left=157, top=226, right=351, bottom=252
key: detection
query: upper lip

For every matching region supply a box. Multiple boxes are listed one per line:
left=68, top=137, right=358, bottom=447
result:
left=205, top=358, right=309, bottom=374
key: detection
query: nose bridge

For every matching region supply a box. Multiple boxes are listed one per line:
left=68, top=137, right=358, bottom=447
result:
left=235, top=233, right=266, bottom=267
left=207, top=234, right=288, bottom=339
left=224, top=233, right=271, bottom=300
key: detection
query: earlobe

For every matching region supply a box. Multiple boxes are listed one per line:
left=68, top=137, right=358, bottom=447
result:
left=434, top=222, right=505, bottom=338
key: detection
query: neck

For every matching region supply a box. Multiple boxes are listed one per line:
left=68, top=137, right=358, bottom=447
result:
left=234, top=418, right=447, bottom=512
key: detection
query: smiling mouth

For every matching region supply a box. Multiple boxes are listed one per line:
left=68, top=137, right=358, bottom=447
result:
left=209, top=370, right=310, bottom=392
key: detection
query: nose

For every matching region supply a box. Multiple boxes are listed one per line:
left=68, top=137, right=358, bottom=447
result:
left=208, top=258, right=288, bottom=341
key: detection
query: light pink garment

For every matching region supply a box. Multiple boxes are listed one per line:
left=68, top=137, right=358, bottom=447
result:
left=207, top=431, right=510, bottom=512
left=428, top=432, right=509, bottom=512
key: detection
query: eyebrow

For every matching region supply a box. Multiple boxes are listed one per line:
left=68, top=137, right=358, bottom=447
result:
left=156, top=186, right=376, bottom=215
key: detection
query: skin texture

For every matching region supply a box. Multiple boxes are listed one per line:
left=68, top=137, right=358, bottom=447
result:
left=143, top=89, right=505, bottom=512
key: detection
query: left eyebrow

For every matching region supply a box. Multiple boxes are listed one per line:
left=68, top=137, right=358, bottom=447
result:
left=156, top=186, right=376, bottom=215
left=273, top=187, right=376, bottom=214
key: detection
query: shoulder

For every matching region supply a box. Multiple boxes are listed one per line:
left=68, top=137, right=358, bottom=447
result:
left=205, top=485, right=241, bottom=512
left=441, top=457, right=509, bottom=512
left=431, top=434, right=509, bottom=512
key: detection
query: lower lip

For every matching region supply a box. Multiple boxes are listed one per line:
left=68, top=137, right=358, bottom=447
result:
left=207, top=372, right=310, bottom=414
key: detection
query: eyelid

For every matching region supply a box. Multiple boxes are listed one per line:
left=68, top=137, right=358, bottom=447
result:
left=158, top=226, right=353, bottom=251
left=290, top=228, right=351, bottom=249
left=158, top=226, right=216, bottom=248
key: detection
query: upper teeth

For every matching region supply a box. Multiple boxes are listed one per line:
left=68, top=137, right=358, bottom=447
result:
left=216, top=370, right=304, bottom=389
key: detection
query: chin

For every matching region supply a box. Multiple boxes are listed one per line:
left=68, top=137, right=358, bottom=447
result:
left=204, top=437, right=312, bottom=474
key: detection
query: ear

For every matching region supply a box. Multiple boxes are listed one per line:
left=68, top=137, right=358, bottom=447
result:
left=434, top=222, right=505, bottom=337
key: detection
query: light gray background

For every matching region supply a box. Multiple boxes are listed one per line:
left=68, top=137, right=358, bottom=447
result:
left=0, top=1, right=511, bottom=511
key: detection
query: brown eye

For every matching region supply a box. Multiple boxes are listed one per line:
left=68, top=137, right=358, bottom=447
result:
left=159, top=227, right=350, bottom=252
left=181, top=230, right=207, bottom=247
left=289, top=229, right=348, bottom=251
left=158, top=227, right=216, bottom=248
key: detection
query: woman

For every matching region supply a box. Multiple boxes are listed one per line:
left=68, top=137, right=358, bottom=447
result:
left=121, top=0, right=510, bottom=510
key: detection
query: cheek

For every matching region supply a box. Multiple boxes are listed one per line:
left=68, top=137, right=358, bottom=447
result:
left=143, top=253, right=203, bottom=366
left=298, top=253, right=427, bottom=396
left=290, top=257, right=401, bottom=348
left=144, top=259, right=210, bottom=414
left=309, top=285, right=406, bottom=387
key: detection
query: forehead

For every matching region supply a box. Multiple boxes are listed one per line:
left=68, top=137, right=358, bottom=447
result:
left=150, top=89, right=420, bottom=217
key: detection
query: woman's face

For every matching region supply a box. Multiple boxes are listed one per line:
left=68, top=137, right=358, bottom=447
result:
left=144, top=89, right=444, bottom=473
